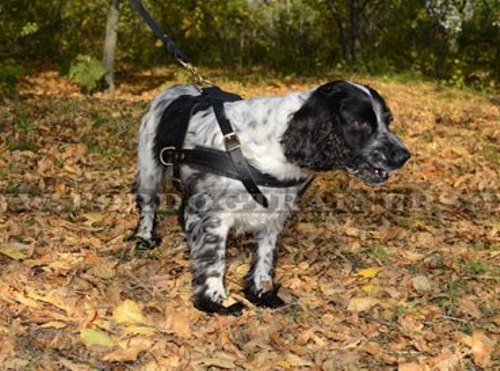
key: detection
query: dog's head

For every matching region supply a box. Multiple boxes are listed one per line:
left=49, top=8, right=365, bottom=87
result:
left=282, top=80, right=410, bottom=186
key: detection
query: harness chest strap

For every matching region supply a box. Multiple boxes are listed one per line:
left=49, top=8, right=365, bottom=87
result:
left=159, top=145, right=313, bottom=189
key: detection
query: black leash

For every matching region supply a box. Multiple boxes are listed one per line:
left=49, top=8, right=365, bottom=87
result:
left=129, top=0, right=186, bottom=64
left=128, top=0, right=212, bottom=86
left=129, top=0, right=311, bottom=208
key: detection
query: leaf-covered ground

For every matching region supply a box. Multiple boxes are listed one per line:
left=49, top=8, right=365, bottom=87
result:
left=0, top=69, right=498, bottom=370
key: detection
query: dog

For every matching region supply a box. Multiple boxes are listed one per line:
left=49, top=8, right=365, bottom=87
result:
left=132, top=80, right=410, bottom=315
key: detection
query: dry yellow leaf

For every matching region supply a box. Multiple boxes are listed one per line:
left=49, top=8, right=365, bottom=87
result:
left=88, top=264, right=115, bottom=279
left=286, top=353, right=314, bottom=367
left=276, top=360, right=291, bottom=369
left=235, top=263, right=250, bottom=276
left=40, top=321, right=67, bottom=329
left=123, top=325, right=157, bottom=336
left=357, top=267, right=383, bottom=279
left=79, top=329, right=114, bottom=348
left=102, top=338, right=154, bottom=362
left=112, top=299, right=147, bottom=325
left=347, top=297, right=380, bottom=312
left=361, top=284, right=377, bottom=294
left=164, top=309, right=191, bottom=339
left=0, top=243, right=29, bottom=261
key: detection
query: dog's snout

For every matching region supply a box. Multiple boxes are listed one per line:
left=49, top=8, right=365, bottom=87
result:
left=393, top=147, right=410, bottom=167
left=382, top=132, right=410, bottom=169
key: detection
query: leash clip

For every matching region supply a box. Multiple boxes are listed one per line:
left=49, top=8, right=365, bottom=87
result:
left=177, top=59, right=214, bottom=89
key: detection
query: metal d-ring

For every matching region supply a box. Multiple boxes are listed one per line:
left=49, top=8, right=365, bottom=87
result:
left=159, top=146, right=176, bottom=167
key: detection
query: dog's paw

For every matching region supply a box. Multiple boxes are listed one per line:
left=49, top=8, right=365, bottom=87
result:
left=194, top=296, right=248, bottom=316
left=136, top=236, right=160, bottom=251
left=244, top=284, right=285, bottom=308
left=126, top=233, right=160, bottom=251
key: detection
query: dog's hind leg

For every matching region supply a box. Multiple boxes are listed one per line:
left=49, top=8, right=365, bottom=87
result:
left=132, top=114, right=164, bottom=249
left=244, top=230, right=285, bottom=308
left=184, top=203, right=246, bottom=315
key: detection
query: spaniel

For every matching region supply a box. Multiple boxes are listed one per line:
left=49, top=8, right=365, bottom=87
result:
left=132, top=81, right=410, bottom=315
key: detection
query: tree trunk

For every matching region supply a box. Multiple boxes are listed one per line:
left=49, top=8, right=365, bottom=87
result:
left=349, top=0, right=361, bottom=62
left=325, top=0, right=349, bottom=61
left=103, top=0, right=120, bottom=93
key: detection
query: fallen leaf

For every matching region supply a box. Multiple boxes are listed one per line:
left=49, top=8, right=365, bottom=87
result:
left=164, top=309, right=191, bottom=339
left=297, top=328, right=316, bottom=345
left=113, top=299, right=147, bottom=325
left=347, top=297, right=380, bottom=312
left=80, top=329, right=114, bottom=347
left=40, top=321, right=67, bottom=329
left=88, top=264, right=116, bottom=279
left=398, top=314, right=423, bottom=333
left=123, top=325, right=157, bottom=335
left=428, top=350, right=462, bottom=370
left=102, top=338, right=154, bottom=362
left=195, top=356, right=236, bottom=369
left=361, top=284, right=377, bottom=294
left=357, top=267, right=383, bottom=279
left=362, top=341, right=383, bottom=356
left=412, top=275, right=432, bottom=292
left=457, top=296, right=481, bottom=319
left=276, top=360, right=291, bottom=369
left=141, top=356, right=181, bottom=370
left=0, top=243, right=29, bottom=261
left=462, top=330, right=494, bottom=368
left=398, top=362, right=425, bottom=371
left=235, top=263, right=250, bottom=276
left=415, top=232, right=434, bottom=247
left=286, top=352, right=314, bottom=367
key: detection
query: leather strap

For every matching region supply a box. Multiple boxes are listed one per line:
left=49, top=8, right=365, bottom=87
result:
left=203, top=88, right=269, bottom=208
left=160, top=146, right=311, bottom=189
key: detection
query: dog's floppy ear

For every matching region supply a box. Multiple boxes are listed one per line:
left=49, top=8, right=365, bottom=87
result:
left=281, top=82, right=350, bottom=171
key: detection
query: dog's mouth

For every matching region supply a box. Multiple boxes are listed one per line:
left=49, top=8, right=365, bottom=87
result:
left=346, top=163, right=389, bottom=186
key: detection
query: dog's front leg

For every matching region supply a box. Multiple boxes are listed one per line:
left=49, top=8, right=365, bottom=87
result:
left=244, top=230, right=285, bottom=308
left=184, top=208, right=246, bottom=315
left=132, top=170, right=163, bottom=249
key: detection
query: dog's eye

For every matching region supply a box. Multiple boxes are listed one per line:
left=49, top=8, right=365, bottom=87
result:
left=352, top=120, right=370, bottom=130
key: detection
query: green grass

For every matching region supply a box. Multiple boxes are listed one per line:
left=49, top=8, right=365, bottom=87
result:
left=463, top=260, right=489, bottom=276
left=361, top=244, right=394, bottom=261
left=482, top=145, right=500, bottom=164
left=9, top=140, right=38, bottom=152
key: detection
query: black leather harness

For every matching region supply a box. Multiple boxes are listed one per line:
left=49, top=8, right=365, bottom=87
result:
left=155, top=87, right=313, bottom=208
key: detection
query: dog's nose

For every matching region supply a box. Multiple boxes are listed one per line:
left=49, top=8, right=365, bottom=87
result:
left=394, top=148, right=411, bottom=167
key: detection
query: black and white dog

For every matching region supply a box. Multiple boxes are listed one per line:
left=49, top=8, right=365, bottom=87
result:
left=133, top=81, right=410, bottom=315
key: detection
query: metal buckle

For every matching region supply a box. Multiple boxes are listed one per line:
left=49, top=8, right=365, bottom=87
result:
left=223, top=132, right=241, bottom=152
left=159, top=146, right=176, bottom=166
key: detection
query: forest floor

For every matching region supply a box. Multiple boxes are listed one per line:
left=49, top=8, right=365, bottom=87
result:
left=0, top=68, right=498, bottom=370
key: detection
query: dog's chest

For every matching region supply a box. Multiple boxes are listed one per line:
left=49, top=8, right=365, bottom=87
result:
left=182, top=168, right=299, bottom=234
